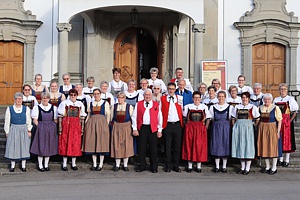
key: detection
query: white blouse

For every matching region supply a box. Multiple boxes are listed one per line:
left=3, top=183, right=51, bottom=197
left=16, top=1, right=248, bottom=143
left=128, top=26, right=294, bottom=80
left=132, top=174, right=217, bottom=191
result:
left=31, top=103, right=58, bottom=120
left=227, top=96, right=242, bottom=104
left=209, top=103, right=233, bottom=119
left=4, top=105, right=32, bottom=134
left=108, top=80, right=128, bottom=93
left=23, top=95, right=38, bottom=107
left=57, top=99, right=87, bottom=117
left=183, top=103, right=211, bottom=119
left=202, top=97, right=218, bottom=104
left=273, top=95, right=299, bottom=112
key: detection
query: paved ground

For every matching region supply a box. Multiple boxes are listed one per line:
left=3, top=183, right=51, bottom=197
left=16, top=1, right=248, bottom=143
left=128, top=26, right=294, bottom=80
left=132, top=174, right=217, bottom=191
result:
left=0, top=166, right=300, bottom=200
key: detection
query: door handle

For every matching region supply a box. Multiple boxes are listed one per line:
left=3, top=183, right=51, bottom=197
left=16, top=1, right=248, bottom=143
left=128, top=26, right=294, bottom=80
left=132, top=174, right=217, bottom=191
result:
left=2, top=81, right=8, bottom=86
left=10, top=82, right=12, bottom=86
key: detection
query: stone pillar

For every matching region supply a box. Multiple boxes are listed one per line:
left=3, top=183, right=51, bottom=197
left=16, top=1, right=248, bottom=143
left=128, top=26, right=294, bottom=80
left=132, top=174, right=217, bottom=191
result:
left=56, top=23, right=72, bottom=85
left=193, top=24, right=205, bottom=88
left=289, top=45, right=298, bottom=90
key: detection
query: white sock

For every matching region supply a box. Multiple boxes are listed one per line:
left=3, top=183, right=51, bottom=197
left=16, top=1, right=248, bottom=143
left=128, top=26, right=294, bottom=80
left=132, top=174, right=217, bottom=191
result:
left=11, top=161, right=16, bottom=169
left=115, top=159, right=121, bottom=167
left=123, top=158, right=129, bottom=167
left=285, top=153, right=290, bottom=163
left=99, top=155, right=105, bottom=168
left=38, top=156, right=43, bottom=168
left=44, top=157, right=50, bottom=168
left=272, top=158, right=278, bottom=171
left=21, top=160, right=26, bottom=168
left=222, top=158, right=228, bottom=169
left=245, top=160, right=252, bottom=171
left=265, top=159, right=270, bottom=170
left=92, top=155, right=97, bottom=167
left=188, top=161, right=193, bottom=169
left=197, top=162, right=201, bottom=169
left=215, top=158, right=220, bottom=169
left=63, top=157, right=68, bottom=167
left=240, top=160, right=245, bottom=170
left=279, top=157, right=283, bottom=162
left=72, top=157, right=76, bottom=167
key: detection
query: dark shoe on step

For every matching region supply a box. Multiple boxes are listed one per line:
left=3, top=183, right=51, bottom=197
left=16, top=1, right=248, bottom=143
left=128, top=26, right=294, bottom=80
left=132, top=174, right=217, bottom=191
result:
left=44, top=167, right=50, bottom=171
left=123, top=167, right=129, bottom=172
left=222, top=168, right=227, bottom=173
left=164, top=168, right=171, bottom=172
left=196, top=168, right=202, bottom=173
left=152, top=169, right=158, bottom=173
left=269, top=170, right=277, bottom=175
left=71, top=166, right=78, bottom=171
left=38, top=167, right=45, bottom=172
left=243, top=170, right=250, bottom=175
left=186, top=168, right=192, bottom=173
left=113, top=166, right=120, bottom=172
left=283, top=162, right=289, bottom=167
left=90, top=166, right=97, bottom=171
left=61, top=166, right=68, bottom=171
left=237, top=170, right=244, bottom=174
left=9, top=168, right=14, bottom=172
left=96, top=165, right=102, bottom=171
left=262, top=168, right=270, bottom=174
left=173, top=167, right=181, bottom=173
left=21, top=168, right=27, bottom=172
left=277, top=161, right=284, bottom=167
left=214, top=168, right=219, bottom=173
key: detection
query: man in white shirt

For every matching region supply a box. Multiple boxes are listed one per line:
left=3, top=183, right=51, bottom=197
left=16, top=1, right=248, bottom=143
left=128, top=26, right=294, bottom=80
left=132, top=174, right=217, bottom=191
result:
left=170, top=68, right=194, bottom=92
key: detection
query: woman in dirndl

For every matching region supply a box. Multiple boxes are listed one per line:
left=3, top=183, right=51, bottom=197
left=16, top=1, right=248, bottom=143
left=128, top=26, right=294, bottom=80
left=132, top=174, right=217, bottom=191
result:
left=49, top=80, right=66, bottom=107
left=209, top=91, right=233, bottom=173
left=30, top=92, right=58, bottom=172
left=4, top=92, right=32, bottom=172
left=182, top=91, right=211, bottom=173
left=57, top=89, right=87, bottom=171
left=83, top=88, right=110, bottom=171
left=232, top=92, right=260, bottom=175
left=274, top=83, right=298, bottom=167
left=258, top=93, right=282, bottom=175
left=110, top=92, right=134, bottom=172
left=31, top=73, right=49, bottom=104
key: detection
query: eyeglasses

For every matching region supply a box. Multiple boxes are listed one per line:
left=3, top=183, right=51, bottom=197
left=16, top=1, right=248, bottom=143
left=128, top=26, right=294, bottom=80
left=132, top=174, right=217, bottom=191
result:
left=153, top=88, right=160, bottom=90
left=69, top=94, right=77, bottom=97
left=24, top=89, right=31, bottom=91
left=42, top=97, right=49, bottom=99
left=63, top=78, right=69, bottom=80
left=168, top=88, right=175, bottom=90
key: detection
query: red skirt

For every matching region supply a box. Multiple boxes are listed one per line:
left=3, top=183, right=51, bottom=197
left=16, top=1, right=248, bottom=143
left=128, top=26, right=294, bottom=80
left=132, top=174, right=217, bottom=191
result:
left=182, top=121, right=208, bottom=162
left=281, top=114, right=295, bottom=153
left=58, top=117, right=82, bottom=156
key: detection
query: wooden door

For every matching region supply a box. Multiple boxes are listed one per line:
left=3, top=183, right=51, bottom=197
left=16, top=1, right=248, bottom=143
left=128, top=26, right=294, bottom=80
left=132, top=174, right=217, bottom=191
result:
left=114, top=28, right=138, bottom=83
left=252, top=43, right=285, bottom=97
left=0, top=41, right=24, bottom=105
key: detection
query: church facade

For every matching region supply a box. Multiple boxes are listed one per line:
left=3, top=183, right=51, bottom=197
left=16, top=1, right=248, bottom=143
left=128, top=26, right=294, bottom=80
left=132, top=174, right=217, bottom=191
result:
left=0, top=0, right=299, bottom=104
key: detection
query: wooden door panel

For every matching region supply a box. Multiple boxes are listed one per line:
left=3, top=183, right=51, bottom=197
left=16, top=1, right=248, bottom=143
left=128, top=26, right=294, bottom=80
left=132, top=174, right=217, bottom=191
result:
left=0, top=41, right=23, bottom=105
left=252, top=44, right=268, bottom=63
left=114, top=28, right=138, bottom=84
left=252, top=43, right=285, bottom=98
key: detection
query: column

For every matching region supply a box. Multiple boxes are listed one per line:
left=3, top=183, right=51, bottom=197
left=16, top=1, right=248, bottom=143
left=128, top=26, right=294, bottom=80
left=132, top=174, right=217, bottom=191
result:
left=56, top=23, right=72, bottom=85
left=193, top=24, right=205, bottom=88
left=289, top=46, right=298, bottom=90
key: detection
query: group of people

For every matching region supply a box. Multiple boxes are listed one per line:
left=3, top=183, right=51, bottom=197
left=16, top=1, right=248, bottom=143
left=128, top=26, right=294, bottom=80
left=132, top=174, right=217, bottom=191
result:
left=4, top=68, right=298, bottom=175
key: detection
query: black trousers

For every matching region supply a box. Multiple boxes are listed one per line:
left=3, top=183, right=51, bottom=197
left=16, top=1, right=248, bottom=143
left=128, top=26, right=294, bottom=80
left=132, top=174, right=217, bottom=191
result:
left=163, top=122, right=182, bottom=168
left=138, top=125, right=158, bottom=170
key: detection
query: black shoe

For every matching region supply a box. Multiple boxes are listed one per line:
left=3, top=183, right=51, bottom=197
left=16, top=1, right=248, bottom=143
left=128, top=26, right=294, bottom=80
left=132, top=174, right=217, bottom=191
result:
left=38, top=167, right=45, bottom=172
left=21, top=168, right=27, bottom=172
left=164, top=167, right=171, bottom=172
left=243, top=170, right=250, bottom=175
left=277, top=161, right=284, bottom=167
left=113, top=166, right=120, bottom=172
left=9, top=168, right=14, bottom=172
left=283, top=162, right=289, bottom=167
left=44, top=167, right=50, bottom=171
left=237, top=170, right=244, bottom=174
left=222, top=168, right=227, bottom=173
left=61, top=166, right=68, bottom=171
left=90, top=166, right=97, bottom=171
left=135, top=166, right=145, bottom=172
left=186, top=168, right=192, bottom=173
left=123, top=167, right=129, bottom=172
left=262, top=168, right=271, bottom=174
left=96, top=165, right=102, bottom=171
left=214, top=168, right=219, bottom=173
left=152, top=169, right=158, bottom=173
left=71, top=166, right=78, bottom=171
left=196, top=168, right=202, bottom=173
left=173, top=167, right=181, bottom=173
left=269, top=170, right=277, bottom=175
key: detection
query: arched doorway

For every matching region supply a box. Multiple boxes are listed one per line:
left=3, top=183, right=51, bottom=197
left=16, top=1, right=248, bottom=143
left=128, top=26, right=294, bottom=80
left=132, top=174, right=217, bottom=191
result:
left=252, top=43, right=285, bottom=97
left=114, top=28, right=157, bottom=84
left=0, top=41, right=24, bottom=105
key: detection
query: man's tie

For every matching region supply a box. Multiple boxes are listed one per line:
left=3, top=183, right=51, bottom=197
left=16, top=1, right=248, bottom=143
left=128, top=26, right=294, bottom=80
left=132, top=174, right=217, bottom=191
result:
left=145, top=102, right=149, bottom=107
left=169, top=96, right=174, bottom=103
left=180, top=90, right=183, bottom=95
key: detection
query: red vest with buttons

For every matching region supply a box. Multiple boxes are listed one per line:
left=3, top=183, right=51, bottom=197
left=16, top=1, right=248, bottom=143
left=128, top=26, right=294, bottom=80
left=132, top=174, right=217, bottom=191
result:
left=137, top=100, right=159, bottom=133
left=160, top=95, right=183, bottom=129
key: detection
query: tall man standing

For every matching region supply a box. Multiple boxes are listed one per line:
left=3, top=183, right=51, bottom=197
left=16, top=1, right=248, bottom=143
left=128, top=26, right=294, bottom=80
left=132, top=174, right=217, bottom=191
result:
left=170, top=68, right=194, bottom=92
left=160, top=82, right=184, bottom=172
left=132, top=89, right=162, bottom=173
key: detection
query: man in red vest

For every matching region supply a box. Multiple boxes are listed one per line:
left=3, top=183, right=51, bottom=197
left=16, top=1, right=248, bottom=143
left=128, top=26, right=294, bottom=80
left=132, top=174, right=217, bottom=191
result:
left=170, top=67, right=194, bottom=92
left=160, top=82, right=184, bottom=172
left=132, top=89, right=162, bottom=173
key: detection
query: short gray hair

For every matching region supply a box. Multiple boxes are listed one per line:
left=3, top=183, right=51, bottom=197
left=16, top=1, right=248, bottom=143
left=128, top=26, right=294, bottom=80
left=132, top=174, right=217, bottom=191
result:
left=140, top=78, right=148, bottom=84
left=75, top=83, right=83, bottom=87
left=197, top=82, right=207, bottom=91
left=86, top=76, right=95, bottom=82
left=263, top=93, right=273, bottom=102
left=178, top=79, right=186, bottom=84
left=127, top=79, right=136, bottom=85
left=252, top=83, right=262, bottom=89
left=35, top=73, right=42, bottom=80
left=144, top=89, right=152, bottom=95
left=62, top=73, right=71, bottom=79
left=117, top=92, right=126, bottom=98
left=149, top=67, right=159, bottom=74
left=14, top=92, right=23, bottom=99
left=279, top=83, right=288, bottom=90
left=100, top=80, right=109, bottom=88
left=41, top=92, right=50, bottom=99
